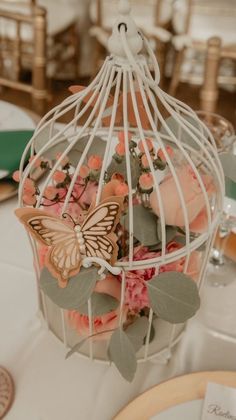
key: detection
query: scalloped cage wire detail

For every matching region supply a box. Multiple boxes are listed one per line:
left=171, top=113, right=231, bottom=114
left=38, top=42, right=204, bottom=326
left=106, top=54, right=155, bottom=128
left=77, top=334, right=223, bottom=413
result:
left=16, top=0, right=224, bottom=375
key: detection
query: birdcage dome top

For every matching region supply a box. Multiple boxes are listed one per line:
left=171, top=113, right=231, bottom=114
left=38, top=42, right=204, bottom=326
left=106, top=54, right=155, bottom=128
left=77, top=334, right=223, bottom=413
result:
left=17, top=0, right=224, bottom=277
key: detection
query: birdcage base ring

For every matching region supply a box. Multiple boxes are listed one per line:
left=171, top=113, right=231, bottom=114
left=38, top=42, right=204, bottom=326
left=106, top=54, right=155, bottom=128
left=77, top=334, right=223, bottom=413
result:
left=40, top=293, right=185, bottom=365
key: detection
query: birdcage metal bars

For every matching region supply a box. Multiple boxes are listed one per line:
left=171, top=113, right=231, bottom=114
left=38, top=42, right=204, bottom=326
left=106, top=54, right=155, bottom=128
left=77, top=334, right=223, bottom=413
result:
left=17, top=0, right=224, bottom=364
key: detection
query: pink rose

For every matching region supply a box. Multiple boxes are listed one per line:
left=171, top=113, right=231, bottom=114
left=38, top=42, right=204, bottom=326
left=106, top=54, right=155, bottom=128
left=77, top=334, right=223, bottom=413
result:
left=150, top=165, right=215, bottom=232
left=120, top=244, right=201, bottom=312
left=161, top=241, right=201, bottom=280
left=123, top=272, right=149, bottom=311
left=67, top=275, right=126, bottom=340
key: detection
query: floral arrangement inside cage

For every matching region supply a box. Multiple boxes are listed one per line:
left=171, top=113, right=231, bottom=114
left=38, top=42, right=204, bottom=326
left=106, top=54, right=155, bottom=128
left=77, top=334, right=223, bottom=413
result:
left=14, top=0, right=226, bottom=381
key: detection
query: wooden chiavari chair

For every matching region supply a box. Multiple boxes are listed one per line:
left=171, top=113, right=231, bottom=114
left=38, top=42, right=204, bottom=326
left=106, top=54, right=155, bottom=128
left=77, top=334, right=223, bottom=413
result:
left=169, top=0, right=236, bottom=96
left=0, top=0, right=79, bottom=115
left=0, top=0, right=47, bottom=114
left=200, top=37, right=236, bottom=114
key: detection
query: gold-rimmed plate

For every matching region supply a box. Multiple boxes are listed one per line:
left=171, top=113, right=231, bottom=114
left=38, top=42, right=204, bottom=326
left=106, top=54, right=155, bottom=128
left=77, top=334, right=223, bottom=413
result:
left=114, top=371, right=236, bottom=420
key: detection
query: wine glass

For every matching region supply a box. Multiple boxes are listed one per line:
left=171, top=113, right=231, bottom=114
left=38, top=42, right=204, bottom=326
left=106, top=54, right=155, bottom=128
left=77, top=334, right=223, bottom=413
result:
left=196, top=111, right=236, bottom=287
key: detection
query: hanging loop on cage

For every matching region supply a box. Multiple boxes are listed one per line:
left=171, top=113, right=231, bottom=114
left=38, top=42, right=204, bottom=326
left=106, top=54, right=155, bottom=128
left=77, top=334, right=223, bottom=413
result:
left=108, top=0, right=143, bottom=57
left=119, top=25, right=161, bottom=86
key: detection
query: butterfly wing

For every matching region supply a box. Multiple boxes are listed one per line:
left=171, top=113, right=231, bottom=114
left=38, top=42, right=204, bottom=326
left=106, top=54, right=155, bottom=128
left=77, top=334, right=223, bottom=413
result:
left=48, top=238, right=81, bottom=287
left=81, top=198, right=122, bottom=263
left=15, top=208, right=81, bottom=287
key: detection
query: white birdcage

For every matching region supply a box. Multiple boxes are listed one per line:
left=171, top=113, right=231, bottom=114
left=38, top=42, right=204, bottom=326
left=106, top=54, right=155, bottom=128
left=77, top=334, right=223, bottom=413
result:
left=16, top=0, right=224, bottom=380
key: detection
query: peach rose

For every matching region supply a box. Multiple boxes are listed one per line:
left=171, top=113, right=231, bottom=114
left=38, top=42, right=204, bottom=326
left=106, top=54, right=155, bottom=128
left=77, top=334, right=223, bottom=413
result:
left=163, top=241, right=202, bottom=281
left=101, top=179, right=127, bottom=200
left=23, top=178, right=35, bottom=194
left=141, top=154, right=151, bottom=168
left=138, top=138, right=153, bottom=153
left=67, top=275, right=126, bottom=340
left=23, top=194, right=37, bottom=206
left=13, top=170, right=21, bottom=182
left=29, top=155, right=42, bottom=168
left=139, top=173, right=154, bottom=190
left=115, top=142, right=126, bottom=157
left=150, top=165, right=215, bottom=231
left=157, top=145, right=174, bottom=162
left=118, top=131, right=132, bottom=143
left=79, top=165, right=90, bottom=179
left=87, top=155, right=102, bottom=171
left=44, top=186, right=58, bottom=200
left=114, top=182, right=129, bottom=197
left=53, top=170, right=66, bottom=183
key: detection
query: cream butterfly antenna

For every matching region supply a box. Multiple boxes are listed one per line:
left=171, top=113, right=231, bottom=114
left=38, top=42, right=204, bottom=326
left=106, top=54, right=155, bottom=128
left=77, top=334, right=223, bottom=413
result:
left=62, top=213, right=77, bottom=226
left=17, top=0, right=224, bottom=363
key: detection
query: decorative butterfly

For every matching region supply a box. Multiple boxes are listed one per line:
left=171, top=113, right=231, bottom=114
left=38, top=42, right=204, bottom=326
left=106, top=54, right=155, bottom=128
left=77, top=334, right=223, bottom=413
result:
left=15, top=197, right=123, bottom=288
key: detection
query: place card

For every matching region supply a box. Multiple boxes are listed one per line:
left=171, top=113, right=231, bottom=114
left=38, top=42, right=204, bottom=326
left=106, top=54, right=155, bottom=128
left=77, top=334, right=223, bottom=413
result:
left=201, top=382, right=236, bottom=420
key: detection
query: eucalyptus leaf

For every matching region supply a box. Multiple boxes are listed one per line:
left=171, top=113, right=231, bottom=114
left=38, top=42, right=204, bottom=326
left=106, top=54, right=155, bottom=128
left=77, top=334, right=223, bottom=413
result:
left=107, top=154, right=141, bottom=186
left=123, top=205, right=160, bottom=246
left=174, top=235, right=187, bottom=246
left=65, top=339, right=87, bottom=359
left=34, top=126, right=69, bottom=159
left=68, top=135, right=106, bottom=168
left=161, top=116, right=204, bottom=151
left=175, top=235, right=206, bottom=251
left=148, top=244, right=162, bottom=252
left=108, top=328, right=137, bottom=382
left=147, top=272, right=200, bottom=323
left=125, top=316, right=149, bottom=352
left=157, top=220, right=177, bottom=243
left=40, top=267, right=98, bottom=310
left=76, top=292, right=119, bottom=316
left=219, top=153, right=236, bottom=183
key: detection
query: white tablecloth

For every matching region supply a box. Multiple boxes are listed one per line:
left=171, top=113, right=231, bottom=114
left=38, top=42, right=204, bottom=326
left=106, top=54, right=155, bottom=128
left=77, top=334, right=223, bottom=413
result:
left=1, top=101, right=236, bottom=419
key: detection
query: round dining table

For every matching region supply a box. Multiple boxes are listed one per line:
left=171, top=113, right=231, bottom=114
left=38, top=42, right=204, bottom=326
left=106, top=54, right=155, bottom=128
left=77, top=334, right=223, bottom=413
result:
left=0, top=100, right=236, bottom=420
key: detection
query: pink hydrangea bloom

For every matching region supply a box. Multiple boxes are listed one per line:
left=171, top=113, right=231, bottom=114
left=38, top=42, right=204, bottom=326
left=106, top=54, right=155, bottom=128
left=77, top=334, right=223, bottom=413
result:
left=120, top=244, right=201, bottom=312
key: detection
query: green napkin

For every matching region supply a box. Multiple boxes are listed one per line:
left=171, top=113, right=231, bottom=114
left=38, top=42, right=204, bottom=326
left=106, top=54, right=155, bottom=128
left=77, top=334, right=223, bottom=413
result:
left=0, top=130, right=34, bottom=177
left=225, top=177, right=236, bottom=200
